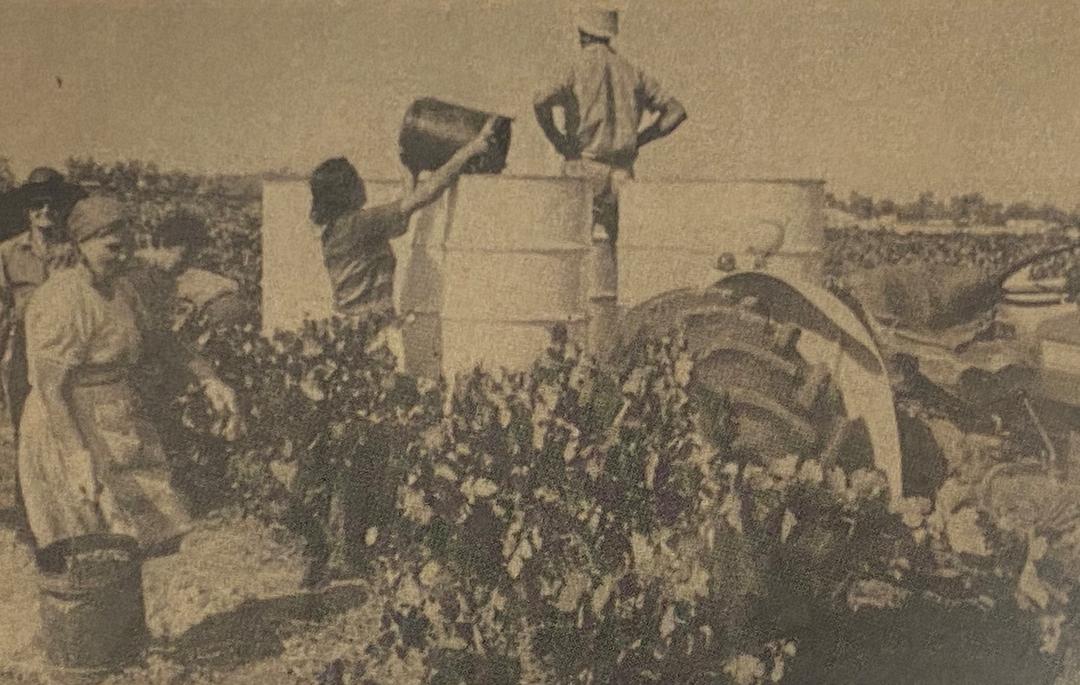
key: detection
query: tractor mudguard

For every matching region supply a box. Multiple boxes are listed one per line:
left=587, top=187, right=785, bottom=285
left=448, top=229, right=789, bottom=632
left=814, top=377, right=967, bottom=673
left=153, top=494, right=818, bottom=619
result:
left=621, top=271, right=904, bottom=499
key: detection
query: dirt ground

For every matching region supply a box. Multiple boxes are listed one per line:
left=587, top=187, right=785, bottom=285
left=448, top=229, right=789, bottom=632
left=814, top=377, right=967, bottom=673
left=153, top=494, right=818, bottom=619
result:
left=0, top=418, right=393, bottom=685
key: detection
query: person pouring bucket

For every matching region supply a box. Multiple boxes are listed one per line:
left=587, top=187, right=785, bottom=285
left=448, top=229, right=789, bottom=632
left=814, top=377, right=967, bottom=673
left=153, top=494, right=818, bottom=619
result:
left=296, top=119, right=500, bottom=587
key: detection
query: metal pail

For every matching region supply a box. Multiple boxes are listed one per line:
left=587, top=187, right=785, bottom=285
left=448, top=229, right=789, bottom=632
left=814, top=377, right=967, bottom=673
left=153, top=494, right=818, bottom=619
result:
left=37, top=534, right=147, bottom=675
left=399, top=98, right=512, bottom=176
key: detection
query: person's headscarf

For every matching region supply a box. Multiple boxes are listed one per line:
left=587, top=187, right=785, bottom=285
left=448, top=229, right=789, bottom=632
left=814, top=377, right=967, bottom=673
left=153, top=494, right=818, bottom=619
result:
left=67, top=196, right=127, bottom=243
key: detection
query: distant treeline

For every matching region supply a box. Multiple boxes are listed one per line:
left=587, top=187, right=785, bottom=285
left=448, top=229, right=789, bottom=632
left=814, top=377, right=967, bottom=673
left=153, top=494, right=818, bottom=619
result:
left=64, top=157, right=271, bottom=199
left=825, top=190, right=1080, bottom=227
left=4, top=155, right=1079, bottom=227
left=0, top=156, right=283, bottom=199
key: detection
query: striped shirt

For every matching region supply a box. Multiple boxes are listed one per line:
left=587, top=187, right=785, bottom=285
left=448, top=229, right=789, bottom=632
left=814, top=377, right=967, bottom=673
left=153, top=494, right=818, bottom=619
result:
left=320, top=202, right=408, bottom=319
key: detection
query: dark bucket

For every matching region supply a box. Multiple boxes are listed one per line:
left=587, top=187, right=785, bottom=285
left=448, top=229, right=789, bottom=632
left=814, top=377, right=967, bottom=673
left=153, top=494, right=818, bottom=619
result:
left=399, top=98, right=512, bottom=177
left=37, top=534, right=147, bottom=675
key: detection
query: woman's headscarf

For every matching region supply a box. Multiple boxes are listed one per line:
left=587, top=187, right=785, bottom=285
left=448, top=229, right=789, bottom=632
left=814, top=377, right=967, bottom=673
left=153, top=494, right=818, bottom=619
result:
left=67, top=196, right=127, bottom=243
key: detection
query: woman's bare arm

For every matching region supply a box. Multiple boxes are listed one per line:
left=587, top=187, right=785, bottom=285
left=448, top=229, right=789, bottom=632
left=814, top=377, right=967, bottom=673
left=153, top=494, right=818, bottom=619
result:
left=34, top=360, right=98, bottom=498
left=35, top=362, right=85, bottom=455
left=398, top=119, right=497, bottom=216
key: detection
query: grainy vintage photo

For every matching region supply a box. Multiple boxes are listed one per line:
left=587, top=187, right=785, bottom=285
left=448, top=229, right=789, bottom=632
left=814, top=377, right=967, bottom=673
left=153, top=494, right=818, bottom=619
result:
left=2, top=1, right=1080, bottom=683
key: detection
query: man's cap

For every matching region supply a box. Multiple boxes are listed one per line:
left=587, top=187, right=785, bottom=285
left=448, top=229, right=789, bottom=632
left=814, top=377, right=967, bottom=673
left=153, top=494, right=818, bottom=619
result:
left=576, top=7, right=618, bottom=40
left=67, top=196, right=127, bottom=243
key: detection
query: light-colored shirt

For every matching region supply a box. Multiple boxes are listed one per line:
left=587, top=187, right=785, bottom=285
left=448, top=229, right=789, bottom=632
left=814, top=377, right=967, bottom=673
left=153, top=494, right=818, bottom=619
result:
left=172, top=267, right=242, bottom=332
left=25, top=264, right=142, bottom=378
left=535, top=44, right=677, bottom=169
left=0, top=231, right=77, bottom=328
left=321, top=202, right=409, bottom=319
left=0, top=231, right=77, bottom=419
left=129, top=251, right=246, bottom=333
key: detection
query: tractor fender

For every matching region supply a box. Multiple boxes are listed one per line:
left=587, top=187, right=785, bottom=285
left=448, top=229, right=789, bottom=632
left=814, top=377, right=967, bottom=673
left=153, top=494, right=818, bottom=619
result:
left=710, top=271, right=904, bottom=499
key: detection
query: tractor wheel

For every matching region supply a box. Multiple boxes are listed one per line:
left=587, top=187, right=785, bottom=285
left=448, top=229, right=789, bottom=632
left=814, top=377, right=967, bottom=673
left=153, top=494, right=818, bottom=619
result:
left=616, top=285, right=876, bottom=471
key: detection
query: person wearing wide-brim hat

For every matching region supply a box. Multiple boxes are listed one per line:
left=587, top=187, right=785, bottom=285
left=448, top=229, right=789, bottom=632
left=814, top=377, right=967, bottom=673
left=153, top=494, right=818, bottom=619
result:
left=0, top=169, right=84, bottom=544
left=532, top=7, right=688, bottom=242
left=0, top=167, right=87, bottom=243
left=0, top=168, right=83, bottom=428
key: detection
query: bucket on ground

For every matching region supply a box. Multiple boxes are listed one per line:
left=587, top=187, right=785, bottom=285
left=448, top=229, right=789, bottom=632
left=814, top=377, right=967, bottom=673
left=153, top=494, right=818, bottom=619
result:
left=37, top=533, right=147, bottom=675
left=399, top=98, right=512, bottom=177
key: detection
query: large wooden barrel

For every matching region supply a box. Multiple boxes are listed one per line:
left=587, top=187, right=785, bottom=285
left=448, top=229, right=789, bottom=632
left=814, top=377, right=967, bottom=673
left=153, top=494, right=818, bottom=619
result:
left=438, top=176, right=593, bottom=377
left=617, top=179, right=826, bottom=310
left=37, top=534, right=147, bottom=675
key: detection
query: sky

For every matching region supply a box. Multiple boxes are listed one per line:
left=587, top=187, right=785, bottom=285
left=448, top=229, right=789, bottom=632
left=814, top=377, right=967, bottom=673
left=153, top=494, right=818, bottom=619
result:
left=3, top=0, right=1080, bottom=205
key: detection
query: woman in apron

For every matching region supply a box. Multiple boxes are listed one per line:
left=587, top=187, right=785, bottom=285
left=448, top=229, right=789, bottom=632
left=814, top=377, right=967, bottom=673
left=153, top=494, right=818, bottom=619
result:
left=18, top=196, right=242, bottom=569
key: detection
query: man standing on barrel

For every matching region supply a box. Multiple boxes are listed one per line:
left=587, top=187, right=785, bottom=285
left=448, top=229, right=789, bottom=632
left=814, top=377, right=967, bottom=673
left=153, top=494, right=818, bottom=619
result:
left=532, top=7, right=688, bottom=242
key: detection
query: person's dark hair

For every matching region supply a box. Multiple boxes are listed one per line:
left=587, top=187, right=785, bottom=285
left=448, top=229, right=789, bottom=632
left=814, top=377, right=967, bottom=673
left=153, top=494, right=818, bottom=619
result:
left=155, top=211, right=210, bottom=251
left=310, top=157, right=366, bottom=226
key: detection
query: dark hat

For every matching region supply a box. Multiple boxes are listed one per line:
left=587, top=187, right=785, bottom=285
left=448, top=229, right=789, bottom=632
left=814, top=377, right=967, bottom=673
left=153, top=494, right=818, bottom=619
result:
left=15, top=167, right=86, bottom=207
left=576, top=7, right=618, bottom=39
left=0, top=167, right=87, bottom=241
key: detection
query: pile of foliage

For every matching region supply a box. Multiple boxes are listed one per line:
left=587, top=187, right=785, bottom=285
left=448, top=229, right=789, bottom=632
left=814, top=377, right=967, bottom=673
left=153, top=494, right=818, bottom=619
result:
left=64, top=157, right=264, bottom=307
left=168, top=315, right=1080, bottom=684
left=825, top=225, right=1080, bottom=281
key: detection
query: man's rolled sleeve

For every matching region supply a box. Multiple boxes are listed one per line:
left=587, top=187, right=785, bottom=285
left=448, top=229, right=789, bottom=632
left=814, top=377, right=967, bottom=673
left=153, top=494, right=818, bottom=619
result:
left=638, top=69, right=676, bottom=113
left=533, top=66, right=575, bottom=109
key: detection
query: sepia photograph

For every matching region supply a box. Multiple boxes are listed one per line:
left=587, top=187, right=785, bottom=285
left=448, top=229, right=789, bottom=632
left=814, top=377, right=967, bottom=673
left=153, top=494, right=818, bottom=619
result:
left=1, top=1, right=1080, bottom=683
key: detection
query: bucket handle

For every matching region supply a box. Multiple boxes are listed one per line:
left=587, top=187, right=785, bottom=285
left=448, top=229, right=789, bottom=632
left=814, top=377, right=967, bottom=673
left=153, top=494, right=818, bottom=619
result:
left=747, top=218, right=789, bottom=270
